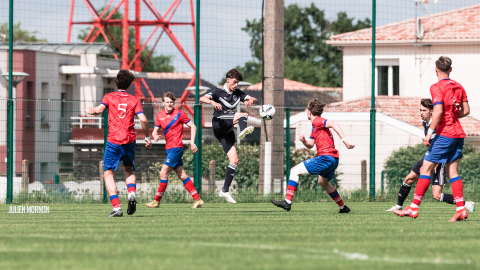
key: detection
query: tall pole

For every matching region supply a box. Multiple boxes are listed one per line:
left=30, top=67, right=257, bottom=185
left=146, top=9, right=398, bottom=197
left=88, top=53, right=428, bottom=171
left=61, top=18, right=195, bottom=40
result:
left=369, top=0, right=376, bottom=200
left=193, top=0, right=202, bottom=194
left=259, top=0, right=284, bottom=195
left=6, top=0, right=14, bottom=204
left=122, top=0, right=129, bottom=69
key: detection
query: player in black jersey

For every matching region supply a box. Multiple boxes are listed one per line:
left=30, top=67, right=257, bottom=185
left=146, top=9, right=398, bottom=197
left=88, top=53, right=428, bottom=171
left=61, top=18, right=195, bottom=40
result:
left=386, top=99, right=475, bottom=212
left=199, top=69, right=257, bottom=203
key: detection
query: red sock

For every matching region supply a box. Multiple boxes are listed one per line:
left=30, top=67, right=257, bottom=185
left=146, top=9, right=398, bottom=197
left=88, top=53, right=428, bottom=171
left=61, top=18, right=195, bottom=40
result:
left=328, top=189, right=345, bottom=208
left=182, top=177, right=200, bottom=200
left=109, top=195, right=121, bottom=209
left=450, top=177, right=464, bottom=208
left=412, top=176, right=431, bottom=206
left=127, top=183, right=136, bottom=194
left=286, top=180, right=298, bottom=202
left=155, top=180, right=168, bottom=202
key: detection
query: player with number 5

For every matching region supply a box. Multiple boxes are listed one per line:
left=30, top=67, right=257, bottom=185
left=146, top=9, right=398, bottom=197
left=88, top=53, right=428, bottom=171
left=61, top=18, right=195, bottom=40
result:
left=83, top=69, right=152, bottom=217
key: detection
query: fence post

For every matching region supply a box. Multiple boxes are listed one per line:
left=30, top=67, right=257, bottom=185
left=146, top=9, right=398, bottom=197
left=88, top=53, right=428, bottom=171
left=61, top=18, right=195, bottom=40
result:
left=285, top=108, right=290, bottom=188
left=369, top=0, right=377, bottom=200
left=193, top=0, right=202, bottom=194
left=21, top=159, right=29, bottom=195
left=102, top=109, right=108, bottom=203
left=361, top=160, right=367, bottom=191
left=6, top=0, right=14, bottom=204
left=208, top=160, right=215, bottom=194
left=381, top=170, right=384, bottom=195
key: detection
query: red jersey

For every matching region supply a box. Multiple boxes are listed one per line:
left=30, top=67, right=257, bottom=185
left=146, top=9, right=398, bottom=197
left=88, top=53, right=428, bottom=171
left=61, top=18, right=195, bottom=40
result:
left=430, top=79, right=468, bottom=138
left=101, top=91, right=144, bottom=145
left=309, top=117, right=339, bottom=158
left=155, top=109, right=190, bottom=150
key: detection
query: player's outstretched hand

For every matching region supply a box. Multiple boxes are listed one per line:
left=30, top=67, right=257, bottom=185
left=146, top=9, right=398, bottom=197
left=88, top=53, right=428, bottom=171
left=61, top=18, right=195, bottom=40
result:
left=343, top=141, right=355, bottom=149
left=83, top=106, right=94, bottom=115
left=299, top=135, right=306, bottom=143
left=191, top=143, right=198, bottom=154
left=423, top=134, right=431, bottom=147
left=153, top=134, right=161, bottom=142
left=212, top=101, right=222, bottom=110
left=145, top=139, right=152, bottom=149
left=244, top=100, right=254, bottom=107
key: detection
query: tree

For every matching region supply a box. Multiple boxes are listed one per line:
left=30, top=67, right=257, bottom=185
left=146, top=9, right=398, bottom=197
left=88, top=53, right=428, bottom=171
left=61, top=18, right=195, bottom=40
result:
left=78, top=8, right=174, bottom=73
left=0, top=22, right=47, bottom=42
left=225, top=3, right=370, bottom=86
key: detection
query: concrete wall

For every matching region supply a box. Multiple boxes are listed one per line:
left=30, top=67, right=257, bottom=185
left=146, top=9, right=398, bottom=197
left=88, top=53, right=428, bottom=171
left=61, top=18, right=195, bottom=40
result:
left=342, top=44, right=480, bottom=119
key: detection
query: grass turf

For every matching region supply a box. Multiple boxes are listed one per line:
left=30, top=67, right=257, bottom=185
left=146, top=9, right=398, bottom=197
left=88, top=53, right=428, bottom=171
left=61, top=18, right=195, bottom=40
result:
left=0, top=202, right=478, bottom=270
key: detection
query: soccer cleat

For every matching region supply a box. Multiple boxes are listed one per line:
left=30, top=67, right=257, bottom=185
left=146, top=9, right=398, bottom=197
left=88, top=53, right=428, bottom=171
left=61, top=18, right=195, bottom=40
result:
left=219, top=191, right=237, bottom=204
left=393, top=205, right=419, bottom=219
left=385, top=205, right=402, bottom=212
left=107, top=209, right=123, bottom=217
left=271, top=200, right=291, bottom=211
left=465, top=201, right=475, bottom=212
left=339, top=205, right=351, bottom=213
left=449, top=209, right=468, bottom=222
left=192, top=199, right=204, bottom=208
left=127, top=196, right=137, bottom=215
left=145, top=200, right=160, bottom=208
left=238, top=126, right=254, bottom=139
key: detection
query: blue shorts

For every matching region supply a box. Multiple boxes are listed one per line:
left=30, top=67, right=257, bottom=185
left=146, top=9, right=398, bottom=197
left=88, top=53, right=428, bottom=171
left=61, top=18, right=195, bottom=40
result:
left=303, top=155, right=339, bottom=181
left=164, top=147, right=184, bottom=169
left=425, top=135, right=464, bottom=164
left=103, top=141, right=136, bottom=171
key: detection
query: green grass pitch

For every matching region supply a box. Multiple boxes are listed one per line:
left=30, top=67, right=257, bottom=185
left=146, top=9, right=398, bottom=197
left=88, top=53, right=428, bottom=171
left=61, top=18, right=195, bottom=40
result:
left=0, top=202, right=478, bottom=270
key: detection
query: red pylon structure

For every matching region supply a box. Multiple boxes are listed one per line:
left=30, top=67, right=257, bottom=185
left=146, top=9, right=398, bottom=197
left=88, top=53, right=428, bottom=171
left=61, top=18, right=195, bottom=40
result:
left=66, top=0, right=199, bottom=115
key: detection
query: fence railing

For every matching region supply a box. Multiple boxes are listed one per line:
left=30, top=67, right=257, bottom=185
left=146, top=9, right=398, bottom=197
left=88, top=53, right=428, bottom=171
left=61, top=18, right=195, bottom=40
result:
left=0, top=98, right=478, bottom=204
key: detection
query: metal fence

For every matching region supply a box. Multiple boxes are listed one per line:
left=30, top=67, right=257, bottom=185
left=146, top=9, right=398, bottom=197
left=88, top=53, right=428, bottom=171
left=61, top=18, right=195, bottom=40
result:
left=1, top=97, right=479, bottom=203
left=1, top=1, right=480, bottom=204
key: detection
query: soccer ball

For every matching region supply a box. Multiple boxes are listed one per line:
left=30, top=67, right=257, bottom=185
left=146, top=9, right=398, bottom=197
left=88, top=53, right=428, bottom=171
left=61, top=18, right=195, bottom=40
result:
left=259, top=104, right=276, bottom=120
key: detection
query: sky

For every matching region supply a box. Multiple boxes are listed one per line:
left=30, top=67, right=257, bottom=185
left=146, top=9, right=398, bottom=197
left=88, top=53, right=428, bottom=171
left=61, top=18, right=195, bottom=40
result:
left=0, top=0, right=479, bottom=84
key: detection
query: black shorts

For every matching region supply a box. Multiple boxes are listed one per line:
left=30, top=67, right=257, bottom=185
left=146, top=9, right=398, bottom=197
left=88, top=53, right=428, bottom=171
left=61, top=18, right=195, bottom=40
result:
left=212, top=116, right=235, bottom=133
left=213, top=129, right=236, bottom=154
left=411, top=158, right=446, bottom=186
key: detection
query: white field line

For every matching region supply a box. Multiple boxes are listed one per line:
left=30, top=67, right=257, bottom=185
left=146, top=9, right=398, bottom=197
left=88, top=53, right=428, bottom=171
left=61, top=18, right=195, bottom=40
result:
left=191, top=242, right=472, bottom=265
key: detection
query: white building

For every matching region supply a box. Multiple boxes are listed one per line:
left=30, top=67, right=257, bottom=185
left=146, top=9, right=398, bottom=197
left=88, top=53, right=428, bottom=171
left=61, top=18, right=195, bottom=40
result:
left=327, top=3, right=480, bottom=120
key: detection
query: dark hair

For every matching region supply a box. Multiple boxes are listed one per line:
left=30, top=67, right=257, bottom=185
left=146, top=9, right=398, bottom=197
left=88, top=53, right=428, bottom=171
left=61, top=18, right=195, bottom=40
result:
left=115, top=69, right=135, bottom=90
left=435, top=56, right=452, bottom=73
left=163, top=92, right=176, bottom=102
left=226, top=69, right=243, bottom=81
left=421, top=98, right=433, bottom=110
left=307, top=98, right=326, bottom=116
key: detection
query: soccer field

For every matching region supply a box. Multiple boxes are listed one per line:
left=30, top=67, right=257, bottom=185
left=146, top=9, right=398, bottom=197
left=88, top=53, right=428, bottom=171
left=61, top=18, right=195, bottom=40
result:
left=0, top=202, right=478, bottom=270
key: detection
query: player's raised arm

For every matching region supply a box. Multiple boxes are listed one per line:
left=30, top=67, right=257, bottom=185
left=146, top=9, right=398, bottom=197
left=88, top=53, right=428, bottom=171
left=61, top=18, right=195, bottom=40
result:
left=299, top=134, right=315, bottom=149
left=199, top=91, right=222, bottom=110
left=83, top=104, right=107, bottom=115
left=325, top=120, right=355, bottom=149
left=243, top=95, right=257, bottom=106
left=137, top=113, right=152, bottom=149
left=185, top=121, right=198, bottom=154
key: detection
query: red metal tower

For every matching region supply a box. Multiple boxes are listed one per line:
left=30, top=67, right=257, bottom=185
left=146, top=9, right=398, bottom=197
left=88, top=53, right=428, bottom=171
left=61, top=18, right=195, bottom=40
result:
left=67, top=0, right=199, bottom=115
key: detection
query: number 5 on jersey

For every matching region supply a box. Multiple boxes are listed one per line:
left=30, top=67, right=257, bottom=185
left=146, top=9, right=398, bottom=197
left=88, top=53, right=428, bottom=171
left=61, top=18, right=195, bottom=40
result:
left=118, top=103, right=127, bottom=118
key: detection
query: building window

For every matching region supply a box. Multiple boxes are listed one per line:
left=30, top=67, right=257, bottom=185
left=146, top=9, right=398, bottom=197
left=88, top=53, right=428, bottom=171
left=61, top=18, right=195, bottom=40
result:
left=377, top=66, right=399, bottom=96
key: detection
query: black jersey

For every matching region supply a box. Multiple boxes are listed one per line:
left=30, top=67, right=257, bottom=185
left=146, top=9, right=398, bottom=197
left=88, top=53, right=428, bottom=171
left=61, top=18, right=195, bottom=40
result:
left=204, top=86, right=248, bottom=117
left=422, top=119, right=437, bottom=143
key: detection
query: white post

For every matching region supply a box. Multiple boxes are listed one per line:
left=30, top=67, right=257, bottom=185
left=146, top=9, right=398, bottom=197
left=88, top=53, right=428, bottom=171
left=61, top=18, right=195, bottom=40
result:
left=388, top=65, right=393, bottom=96
left=374, top=66, right=378, bottom=96
left=264, top=142, right=271, bottom=195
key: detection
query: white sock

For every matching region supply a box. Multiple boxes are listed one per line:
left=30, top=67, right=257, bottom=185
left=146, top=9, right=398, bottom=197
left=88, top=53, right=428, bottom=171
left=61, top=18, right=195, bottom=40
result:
left=457, top=206, right=465, bottom=211
left=410, top=203, right=419, bottom=208
left=285, top=199, right=292, bottom=204
left=339, top=205, right=345, bottom=209
left=113, top=206, right=121, bottom=211
left=396, top=205, right=402, bottom=209
left=128, top=192, right=135, bottom=200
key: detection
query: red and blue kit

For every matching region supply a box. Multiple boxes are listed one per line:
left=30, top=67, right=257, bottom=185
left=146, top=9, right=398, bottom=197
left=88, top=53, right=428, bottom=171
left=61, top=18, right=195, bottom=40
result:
left=100, top=91, right=144, bottom=171
left=426, top=79, right=467, bottom=164
left=155, top=109, right=190, bottom=168
left=303, top=117, right=339, bottom=181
